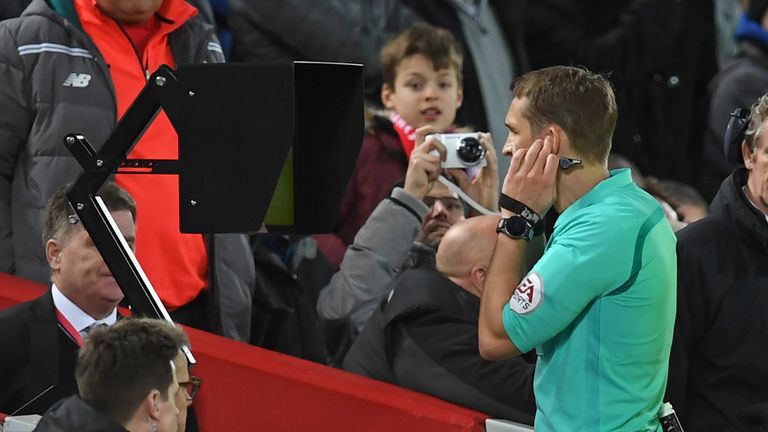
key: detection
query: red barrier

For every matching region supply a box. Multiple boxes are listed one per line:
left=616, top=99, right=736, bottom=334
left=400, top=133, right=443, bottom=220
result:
left=0, top=273, right=47, bottom=308
left=0, top=273, right=487, bottom=431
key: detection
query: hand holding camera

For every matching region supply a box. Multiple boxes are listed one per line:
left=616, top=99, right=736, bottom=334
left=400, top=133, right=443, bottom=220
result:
left=427, top=132, right=499, bottom=213
left=404, top=126, right=446, bottom=200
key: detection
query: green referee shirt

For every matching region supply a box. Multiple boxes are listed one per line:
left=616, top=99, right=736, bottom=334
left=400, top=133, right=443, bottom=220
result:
left=502, top=168, right=677, bottom=431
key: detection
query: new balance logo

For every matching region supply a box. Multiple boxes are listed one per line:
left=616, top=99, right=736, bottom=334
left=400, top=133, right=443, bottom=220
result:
left=62, top=73, right=91, bottom=88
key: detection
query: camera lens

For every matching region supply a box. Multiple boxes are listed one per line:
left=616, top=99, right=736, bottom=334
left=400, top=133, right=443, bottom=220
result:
left=457, top=137, right=485, bottom=165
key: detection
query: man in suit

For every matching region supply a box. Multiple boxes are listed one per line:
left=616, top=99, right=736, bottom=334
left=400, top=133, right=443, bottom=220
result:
left=0, top=182, right=136, bottom=415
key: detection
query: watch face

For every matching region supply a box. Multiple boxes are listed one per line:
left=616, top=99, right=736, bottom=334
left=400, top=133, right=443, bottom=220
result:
left=505, top=216, right=530, bottom=236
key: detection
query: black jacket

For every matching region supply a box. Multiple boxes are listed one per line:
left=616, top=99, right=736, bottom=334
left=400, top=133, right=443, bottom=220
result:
left=0, top=291, right=79, bottom=415
left=667, top=168, right=768, bottom=431
left=33, top=395, right=127, bottom=432
left=523, top=0, right=717, bottom=188
left=0, top=0, right=29, bottom=20
left=249, top=235, right=339, bottom=365
left=343, top=268, right=536, bottom=424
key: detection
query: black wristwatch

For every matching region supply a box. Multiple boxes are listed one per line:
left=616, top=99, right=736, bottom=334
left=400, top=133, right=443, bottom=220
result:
left=496, top=215, right=534, bottom=241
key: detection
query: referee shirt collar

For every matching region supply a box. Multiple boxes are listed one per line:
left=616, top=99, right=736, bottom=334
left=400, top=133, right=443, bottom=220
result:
left=556, top=168, right=633, bottom=229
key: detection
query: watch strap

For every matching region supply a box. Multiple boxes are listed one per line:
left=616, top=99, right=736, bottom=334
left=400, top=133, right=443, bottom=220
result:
left=499, top=193, right=542, bottom=227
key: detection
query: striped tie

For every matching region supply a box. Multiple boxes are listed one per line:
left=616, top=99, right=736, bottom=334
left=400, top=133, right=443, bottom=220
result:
left=80, top=322, right=108, bottom=338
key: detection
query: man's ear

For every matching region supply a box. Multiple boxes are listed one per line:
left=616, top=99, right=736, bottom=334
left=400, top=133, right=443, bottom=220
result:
left=470, top=266, right=486, bottom=296
left=46, top=239, right=63, bottom=270
left=381, top=84, right=395, bottom=109
left=742, top=140, right=755, bottom=169
left=147, top=389, right=162, bottom=421
left=545, top=125, right=563, bottom=155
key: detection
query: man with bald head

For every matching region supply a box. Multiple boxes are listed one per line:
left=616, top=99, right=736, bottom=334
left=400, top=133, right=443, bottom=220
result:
left=343, top=215, right=536, bottom=424
left=434, top=216, right=498, bottom=297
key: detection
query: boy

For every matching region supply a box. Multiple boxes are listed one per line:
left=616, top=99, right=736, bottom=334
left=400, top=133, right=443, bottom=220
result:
left=315, top=23, right=497, bottom=268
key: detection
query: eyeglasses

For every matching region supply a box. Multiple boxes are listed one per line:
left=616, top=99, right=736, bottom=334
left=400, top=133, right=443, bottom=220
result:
left=178, top=376, right=202, bottom=402
left=422, top=196, right=464, bottom=213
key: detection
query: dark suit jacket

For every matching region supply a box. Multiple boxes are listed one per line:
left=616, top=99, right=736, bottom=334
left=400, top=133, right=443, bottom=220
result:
left=0, top=290, right=79, bottom=415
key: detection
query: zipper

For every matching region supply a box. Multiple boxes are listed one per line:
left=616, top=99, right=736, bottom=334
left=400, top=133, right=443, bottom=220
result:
left=114, top=21, right=150, bottom=81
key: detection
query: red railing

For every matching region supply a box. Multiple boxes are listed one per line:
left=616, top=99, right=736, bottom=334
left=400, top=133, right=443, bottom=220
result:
left=0, top=273, right=487, bottom=431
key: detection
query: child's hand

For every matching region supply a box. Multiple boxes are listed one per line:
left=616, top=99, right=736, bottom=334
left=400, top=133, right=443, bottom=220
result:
left=404, top=125, right=446, bottom=199
left=446, top=132, right=499, bottom=212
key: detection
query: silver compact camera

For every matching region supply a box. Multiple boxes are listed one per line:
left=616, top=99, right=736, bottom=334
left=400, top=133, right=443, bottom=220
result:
left=428, top=133, right=487, bottom=169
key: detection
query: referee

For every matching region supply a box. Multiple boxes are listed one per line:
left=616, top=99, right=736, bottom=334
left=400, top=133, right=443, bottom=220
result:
left=479, top=66, right=677, bottom=432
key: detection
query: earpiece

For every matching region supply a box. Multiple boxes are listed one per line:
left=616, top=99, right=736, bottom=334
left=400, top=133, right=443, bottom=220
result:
left=559, top=157, right=582, bottom=170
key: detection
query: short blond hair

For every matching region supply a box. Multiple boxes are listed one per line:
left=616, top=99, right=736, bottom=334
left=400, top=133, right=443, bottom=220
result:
left=511, top=66, right=618, bottom=164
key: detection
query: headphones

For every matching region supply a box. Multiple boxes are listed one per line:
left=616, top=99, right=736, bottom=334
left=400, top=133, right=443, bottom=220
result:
left=724, top=108, right=750, bottom=164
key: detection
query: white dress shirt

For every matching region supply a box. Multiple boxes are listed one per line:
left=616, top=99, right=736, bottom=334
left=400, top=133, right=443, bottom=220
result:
left=51, top=284, right=117, bottom=337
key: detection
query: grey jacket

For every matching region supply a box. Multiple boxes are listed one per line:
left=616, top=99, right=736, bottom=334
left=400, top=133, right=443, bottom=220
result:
left=0, top=0, right=255, bottom=341
left=316, top=187, right=429, bottom=333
